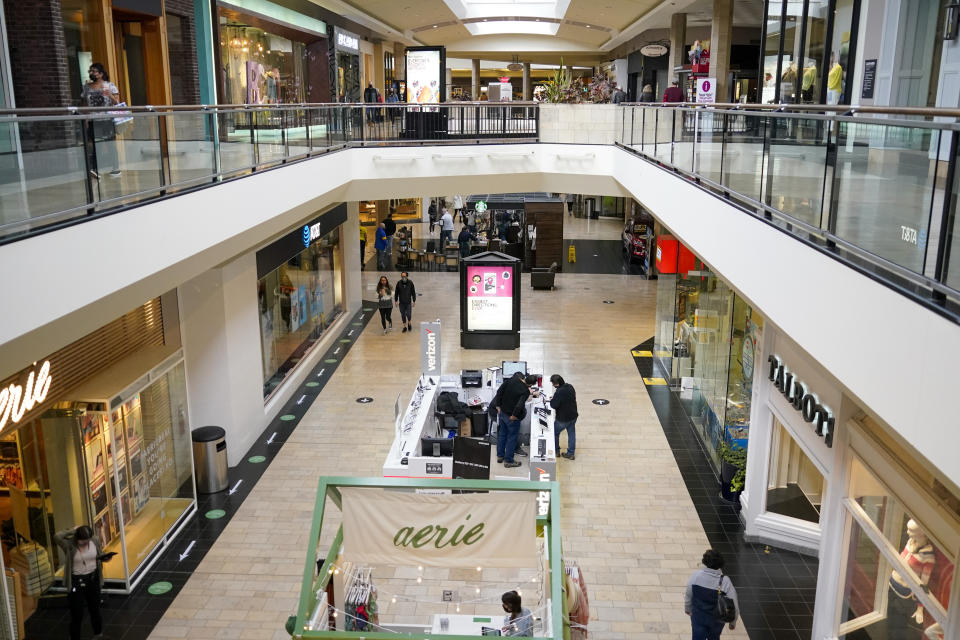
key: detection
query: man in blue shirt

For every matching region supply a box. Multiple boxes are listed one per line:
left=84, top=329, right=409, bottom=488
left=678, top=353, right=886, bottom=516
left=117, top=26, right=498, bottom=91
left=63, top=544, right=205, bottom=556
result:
left=374, top=222, right=388, bottom=270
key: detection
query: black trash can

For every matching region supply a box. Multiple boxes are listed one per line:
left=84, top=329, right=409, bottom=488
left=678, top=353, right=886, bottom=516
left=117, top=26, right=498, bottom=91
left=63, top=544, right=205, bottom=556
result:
left=192, top=426, right=228, bottom=493
left=470, top=409, right=489, bottom=437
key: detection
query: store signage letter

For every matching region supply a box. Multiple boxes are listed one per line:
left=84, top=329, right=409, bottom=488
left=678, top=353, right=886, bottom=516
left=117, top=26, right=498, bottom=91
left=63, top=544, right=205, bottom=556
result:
left=0, top=361, right=53, bottom=430
left=767, top=355, right=834, bottom=447
left=421, top=321, right=441, bottom=376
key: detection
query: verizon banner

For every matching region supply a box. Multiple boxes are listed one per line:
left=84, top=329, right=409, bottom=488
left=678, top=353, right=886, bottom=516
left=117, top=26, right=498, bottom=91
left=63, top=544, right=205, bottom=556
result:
left=421, top=321, right=441, bottom=377
left=341, top=489, right=536, bottom=568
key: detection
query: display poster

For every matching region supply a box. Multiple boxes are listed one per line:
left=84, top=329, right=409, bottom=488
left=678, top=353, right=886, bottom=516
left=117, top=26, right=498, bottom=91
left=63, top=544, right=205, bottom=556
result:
left=421, top=321, right=442, bottom=377
left=861, top=59, right=877, bottom=99
left=466, top=265, right=513, bottom=331
left=341, top=489, right=535, bottom=568
left=406, top=49, right=441, bottom=104
left=452, top=438, right=491, bottom=481
left=696, top=77, right=716, bottom=103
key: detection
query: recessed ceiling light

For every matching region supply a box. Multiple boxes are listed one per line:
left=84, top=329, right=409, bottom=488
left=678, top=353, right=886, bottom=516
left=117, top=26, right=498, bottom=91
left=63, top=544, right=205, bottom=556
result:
left=585, top=24, right=591, bottom=28
left=433, top=24, right=438, bottom=28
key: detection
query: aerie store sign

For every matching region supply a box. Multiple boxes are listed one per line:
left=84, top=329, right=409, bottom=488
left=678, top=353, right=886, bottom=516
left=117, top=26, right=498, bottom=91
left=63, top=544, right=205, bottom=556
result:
left=0, top=361, right=53, bottom=430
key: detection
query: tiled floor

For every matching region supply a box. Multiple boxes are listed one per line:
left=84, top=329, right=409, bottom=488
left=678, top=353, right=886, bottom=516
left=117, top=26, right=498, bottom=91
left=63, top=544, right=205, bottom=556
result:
left=28, top=213, right=817, bottom=639
left=632, top=340, right=819, bottom=640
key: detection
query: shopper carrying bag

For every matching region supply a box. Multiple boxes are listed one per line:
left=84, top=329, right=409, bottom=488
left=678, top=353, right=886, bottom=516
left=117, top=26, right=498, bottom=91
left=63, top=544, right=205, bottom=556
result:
left=684, top=549, right=739, bottom=640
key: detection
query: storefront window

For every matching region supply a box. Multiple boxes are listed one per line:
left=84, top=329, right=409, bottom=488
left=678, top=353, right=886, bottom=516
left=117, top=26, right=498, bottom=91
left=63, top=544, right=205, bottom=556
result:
left=337, top=52, right=361, bottom=102
left=359, top=199, right=422, bottom=226
left=766, top=418, right=825, bottom=523
left=780, top=4, right=802, bottom=103
left=725, top=297, right=761, bottom=445
left=61, top=0, right=109, bottom=103
left=653, top=274, right=677, bottom=378
left=800, top=2, right=829, bottom=104
left=828, top=0, right=857, bottom=105
left=259, top=227, right=343, bottom=398
left=840, top=457, right=956, bottom=638
left=219, top=20, right=309, bottom=104
left=0, top=357, right=193, bottom=590
left=761, top=2, right=783, bottom=103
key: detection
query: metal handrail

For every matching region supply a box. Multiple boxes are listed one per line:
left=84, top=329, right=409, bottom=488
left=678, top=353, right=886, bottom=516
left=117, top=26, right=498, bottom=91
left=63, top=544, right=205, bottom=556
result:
left=615, top=104, right=960, bottom=320
left=620, top=101, right=960, bottom=118
left=0, top=101, right=541, bottom=116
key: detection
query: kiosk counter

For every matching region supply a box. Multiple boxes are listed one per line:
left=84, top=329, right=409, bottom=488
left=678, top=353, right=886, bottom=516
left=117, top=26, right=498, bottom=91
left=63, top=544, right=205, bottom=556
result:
left=382, top=370, right=556, bottom=481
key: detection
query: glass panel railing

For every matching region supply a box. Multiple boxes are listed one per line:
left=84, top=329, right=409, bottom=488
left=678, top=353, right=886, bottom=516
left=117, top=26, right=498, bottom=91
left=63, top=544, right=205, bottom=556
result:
left=0, top=117, right=89, bottom=235
left=617, top=104, right=960, bottom=310
left=694, top=111, right=724, bottom=185
left=833, top=121, right=940, bottom=274
left=218, top=109, right=256, bottom=175
left=722, top=112, right=767, bottom=202
left=166, top=111, right=216, bottom=190
left=766, top=115, right=830, bottom=228
left=103, top=113, right=163, bottom=206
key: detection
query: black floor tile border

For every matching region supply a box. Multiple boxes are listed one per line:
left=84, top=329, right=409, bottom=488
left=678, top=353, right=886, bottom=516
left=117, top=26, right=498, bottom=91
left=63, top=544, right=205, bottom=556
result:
left=631, top=337, right=818, bottom=639
left=24, top=303, right=379, bottom=640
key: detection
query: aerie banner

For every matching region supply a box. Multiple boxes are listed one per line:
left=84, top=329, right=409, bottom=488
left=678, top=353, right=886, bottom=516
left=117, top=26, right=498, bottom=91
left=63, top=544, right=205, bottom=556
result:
left=341, top=489, right=535, bottom=568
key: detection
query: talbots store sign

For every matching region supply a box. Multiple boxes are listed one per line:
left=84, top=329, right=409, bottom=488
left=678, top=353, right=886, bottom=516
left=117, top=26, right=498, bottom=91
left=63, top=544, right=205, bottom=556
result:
left=341, top=489, right=535, bottom=568
left=0, top=361, right=53, bottom=430
left=768, top=355, right=835, bottom=447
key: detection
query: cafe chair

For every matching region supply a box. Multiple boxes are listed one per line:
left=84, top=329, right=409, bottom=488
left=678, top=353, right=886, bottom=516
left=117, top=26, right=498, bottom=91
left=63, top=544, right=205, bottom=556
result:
left=531, top=262, right=559, bottom=290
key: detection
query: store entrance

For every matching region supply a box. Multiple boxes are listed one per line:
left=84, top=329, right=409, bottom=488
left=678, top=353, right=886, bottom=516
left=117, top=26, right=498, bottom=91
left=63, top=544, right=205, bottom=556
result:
left=111, top=8, right=170, bottom=106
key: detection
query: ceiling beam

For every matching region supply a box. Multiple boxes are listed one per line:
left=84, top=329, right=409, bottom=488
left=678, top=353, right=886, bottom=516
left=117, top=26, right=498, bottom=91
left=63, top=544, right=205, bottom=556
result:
left=305, top=0, right=423, bottom=45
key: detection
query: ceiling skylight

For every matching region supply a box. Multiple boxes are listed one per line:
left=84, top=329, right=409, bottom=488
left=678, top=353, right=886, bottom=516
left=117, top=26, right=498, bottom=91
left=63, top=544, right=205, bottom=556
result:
left=466, top=19, right=560, bottom=35
left=444, top=0, right=571, bottom=27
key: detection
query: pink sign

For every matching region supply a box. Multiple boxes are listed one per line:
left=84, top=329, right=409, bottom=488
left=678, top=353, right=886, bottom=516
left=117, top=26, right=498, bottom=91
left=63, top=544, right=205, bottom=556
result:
left=466, top=266, right=513, bottom=298
left=466, top=265, right=514, bottom=331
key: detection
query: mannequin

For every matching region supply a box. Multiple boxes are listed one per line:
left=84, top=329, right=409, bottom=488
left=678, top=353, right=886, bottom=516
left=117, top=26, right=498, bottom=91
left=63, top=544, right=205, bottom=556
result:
left=888, top=519, right=950, bottom=639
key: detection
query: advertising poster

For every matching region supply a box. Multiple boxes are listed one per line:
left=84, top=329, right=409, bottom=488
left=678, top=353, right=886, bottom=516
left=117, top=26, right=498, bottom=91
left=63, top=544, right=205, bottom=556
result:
left=466, top=265, right=513, bottom=331
left=406, top=49, right=441, bottom=104
left=696, top=77, right=716, bottom=103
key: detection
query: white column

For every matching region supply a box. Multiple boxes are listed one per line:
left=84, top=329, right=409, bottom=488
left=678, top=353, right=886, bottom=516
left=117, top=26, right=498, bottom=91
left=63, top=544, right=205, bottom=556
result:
left=344, top=202, right=362, bottom=309
left=179, top=254, right=264, bottom=467
left=471, top=59, right=480, bottom=100
left=710, top=0, right=734, bottom=102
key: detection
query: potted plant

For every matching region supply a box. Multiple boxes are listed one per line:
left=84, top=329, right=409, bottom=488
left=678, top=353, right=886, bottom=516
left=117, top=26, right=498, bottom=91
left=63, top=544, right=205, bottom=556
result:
left=718, top=442, right=746, bottom=504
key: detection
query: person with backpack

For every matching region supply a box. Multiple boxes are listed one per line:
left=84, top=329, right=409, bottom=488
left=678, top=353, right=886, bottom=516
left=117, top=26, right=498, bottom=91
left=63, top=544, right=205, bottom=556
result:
left=684, top=549, right=739, bottom=640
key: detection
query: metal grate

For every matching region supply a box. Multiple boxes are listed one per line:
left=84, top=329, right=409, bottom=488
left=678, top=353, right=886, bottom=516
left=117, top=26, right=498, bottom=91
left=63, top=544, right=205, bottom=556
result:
left=0, top=299, right=165, bottom=434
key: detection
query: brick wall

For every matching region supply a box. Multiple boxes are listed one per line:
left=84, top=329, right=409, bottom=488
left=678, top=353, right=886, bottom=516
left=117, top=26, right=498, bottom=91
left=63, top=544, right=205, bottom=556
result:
left=4, top=0, right=71, bottom=108
left=164, top=0, right=201, bottom=105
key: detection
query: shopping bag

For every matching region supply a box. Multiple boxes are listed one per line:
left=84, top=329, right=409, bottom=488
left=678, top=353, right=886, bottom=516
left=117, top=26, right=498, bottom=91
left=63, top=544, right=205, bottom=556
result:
left=109, top=101, right=133, bottom=126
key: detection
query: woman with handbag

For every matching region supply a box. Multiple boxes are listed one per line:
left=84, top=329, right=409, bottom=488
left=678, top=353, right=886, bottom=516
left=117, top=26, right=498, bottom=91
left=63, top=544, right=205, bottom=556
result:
left=376, top=276, right=394, bottom=334
left=54, top=525, right=117, bottom=640
left=684, top=549, right=739, bottom=640
left=81, top=62, right=121, bottom=179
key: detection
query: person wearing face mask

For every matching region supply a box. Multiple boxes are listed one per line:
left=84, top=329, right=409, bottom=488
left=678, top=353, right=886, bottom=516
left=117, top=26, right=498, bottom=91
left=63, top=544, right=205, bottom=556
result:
left=501, top=590, right=533, bottom=636
left=549, top=374, right=578, bottom=460
left=393, top=271, right=417, bottom=332
left=81, top=63, right=121, bottom=179
left=54, top=525, right=117, bottom=640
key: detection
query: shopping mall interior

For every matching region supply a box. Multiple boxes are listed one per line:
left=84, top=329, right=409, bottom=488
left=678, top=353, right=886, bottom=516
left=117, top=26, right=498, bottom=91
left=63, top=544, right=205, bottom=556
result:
left=1, top=1, right=960, bottom=640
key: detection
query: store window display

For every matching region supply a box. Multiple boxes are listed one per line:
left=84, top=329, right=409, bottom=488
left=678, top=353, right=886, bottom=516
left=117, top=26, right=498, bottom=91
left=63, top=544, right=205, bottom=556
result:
left=219, top=22, right=310, bottom=104
left=0, top=355, right=193, bottom=592
left=259, top=228, right=343, bottom=398
left=654, top=243, right=764, bottom=472
left=765, top=418, right=825, bottom=523
left=840, top=457, right=955, bottom=639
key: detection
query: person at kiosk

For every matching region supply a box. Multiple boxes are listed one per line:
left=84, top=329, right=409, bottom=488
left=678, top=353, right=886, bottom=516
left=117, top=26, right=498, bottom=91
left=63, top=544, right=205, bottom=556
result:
left=492, top=373, right=537, bottom=467
left=501, top=590, right=534, bottom=636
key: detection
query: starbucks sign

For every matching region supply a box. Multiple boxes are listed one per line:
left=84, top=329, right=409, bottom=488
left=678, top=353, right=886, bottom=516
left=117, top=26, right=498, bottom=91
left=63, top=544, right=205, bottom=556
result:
left=341, top=489, right=535, bottom=568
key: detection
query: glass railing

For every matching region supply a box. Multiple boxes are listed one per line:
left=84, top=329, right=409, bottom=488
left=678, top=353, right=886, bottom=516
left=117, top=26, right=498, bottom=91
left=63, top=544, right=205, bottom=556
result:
left=0, top=103, right=538, bottom=242
left=617, top=103, right=960, bottom=313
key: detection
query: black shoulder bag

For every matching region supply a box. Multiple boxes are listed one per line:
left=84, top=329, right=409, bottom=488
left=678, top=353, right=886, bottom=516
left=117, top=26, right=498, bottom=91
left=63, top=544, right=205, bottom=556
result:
left=716, top=574, right=737, bottom=623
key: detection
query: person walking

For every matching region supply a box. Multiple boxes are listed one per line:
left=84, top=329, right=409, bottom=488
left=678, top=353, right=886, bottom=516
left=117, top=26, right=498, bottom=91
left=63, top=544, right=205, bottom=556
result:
left=376, top=276, right=394, bottom=334
left=664, top=80, right=685, bottom=103
left=394, top=271, right=416, bottom=332
left=640, top=83, right=654, bottom=102
left=440, top=207, right=454, bottom=248
left=384, top=212, right=397, bottom=258
left=81, top=62, right=121, bottom=179
left=685, top=549, right=739, bottom=640
left=359, top=224, right=367, bottom=269
left=428, top=200, right=438, bottom=234
left=549, top=374, right=578, bottom=460
left=374, top=222, right=388, bottom=270
left=55, top=525, right=117, bottom=640
left=457, top=225, right=475, bottom=259
left=492, top=372, right=536, bottom=468
left=501, top=590, right=534, bottom=636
